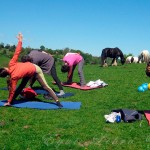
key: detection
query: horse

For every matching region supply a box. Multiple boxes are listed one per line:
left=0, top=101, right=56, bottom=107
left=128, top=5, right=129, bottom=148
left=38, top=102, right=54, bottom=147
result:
left=138, top=50, right=150, bottom=63
left=126, top=56, right=141, bottom=64
left=101, top=47, right=125, bottom=67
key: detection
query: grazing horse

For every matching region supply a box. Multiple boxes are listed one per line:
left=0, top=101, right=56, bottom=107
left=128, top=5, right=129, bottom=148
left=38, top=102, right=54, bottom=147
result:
left=138, top=50, right=150, bottom=63
left=101, top=47, right=125, bottom=67
left=126, top=56, right=141, bottom=64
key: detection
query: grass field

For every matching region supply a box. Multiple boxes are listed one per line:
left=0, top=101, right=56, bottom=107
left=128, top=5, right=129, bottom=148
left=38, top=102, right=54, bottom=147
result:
left=0, top=61, right=150, bottom=150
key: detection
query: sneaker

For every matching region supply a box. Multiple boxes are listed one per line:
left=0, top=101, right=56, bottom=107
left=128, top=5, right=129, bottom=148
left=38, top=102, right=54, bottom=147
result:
left=57, top=90, right=65, bottom=97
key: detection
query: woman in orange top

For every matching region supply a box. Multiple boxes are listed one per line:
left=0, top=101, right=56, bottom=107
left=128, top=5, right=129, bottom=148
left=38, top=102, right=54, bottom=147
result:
left=0, top=33, right=63, bottom=107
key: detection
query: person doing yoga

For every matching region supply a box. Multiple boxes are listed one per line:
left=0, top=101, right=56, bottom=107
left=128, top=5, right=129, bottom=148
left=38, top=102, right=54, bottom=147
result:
left=0, top=33, right=63, bottom=107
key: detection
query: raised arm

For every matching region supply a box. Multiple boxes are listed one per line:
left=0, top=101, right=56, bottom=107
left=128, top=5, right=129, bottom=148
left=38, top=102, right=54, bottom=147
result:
left=4, top=33, right=23, bottom=106
left=9, top=33, right=23, bottom=67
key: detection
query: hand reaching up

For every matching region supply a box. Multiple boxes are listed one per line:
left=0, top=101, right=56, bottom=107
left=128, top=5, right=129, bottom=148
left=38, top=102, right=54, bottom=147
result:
left=17, top=33, right=23, bottom=42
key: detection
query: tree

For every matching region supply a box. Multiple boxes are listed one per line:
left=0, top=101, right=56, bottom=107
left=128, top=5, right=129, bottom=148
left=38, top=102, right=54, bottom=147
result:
left=0, top=43, right=4, bottom=49
left=5, top=44, right=10, bottom=49
left=63, top=47, right=70, bottom=55
left=40, top=45, right=45, bottom=51
left=124, top=53, right=133, bottom=59
left=9, top=45, right=16, bottom=51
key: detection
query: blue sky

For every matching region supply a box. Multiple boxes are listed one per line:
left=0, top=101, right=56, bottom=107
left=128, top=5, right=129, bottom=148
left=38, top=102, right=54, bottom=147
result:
left=0, top=0, right=150, bottom=57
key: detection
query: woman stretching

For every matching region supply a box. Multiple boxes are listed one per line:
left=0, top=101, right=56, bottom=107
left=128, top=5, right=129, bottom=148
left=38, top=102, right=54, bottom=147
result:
left=61, top=52, right=86, bottom=87
left=0, top=33, right=63, bottom=107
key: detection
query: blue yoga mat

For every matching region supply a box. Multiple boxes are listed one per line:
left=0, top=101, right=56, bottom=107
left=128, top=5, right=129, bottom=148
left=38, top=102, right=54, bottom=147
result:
left=0, top=100, right=81, bottom=110
left=0, top=87, right=74, bottom=98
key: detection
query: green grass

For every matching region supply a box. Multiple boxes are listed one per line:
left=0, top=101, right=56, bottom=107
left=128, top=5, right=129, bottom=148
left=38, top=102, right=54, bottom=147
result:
left=0, top=62, right=150, bottom=150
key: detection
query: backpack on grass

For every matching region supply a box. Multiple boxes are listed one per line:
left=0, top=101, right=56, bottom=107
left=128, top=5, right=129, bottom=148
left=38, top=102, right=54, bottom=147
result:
left=112, top=109, right=142, bottom=123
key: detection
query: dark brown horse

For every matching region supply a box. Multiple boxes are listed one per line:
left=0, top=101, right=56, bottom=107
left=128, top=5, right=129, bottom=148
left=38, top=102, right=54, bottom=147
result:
left=101, top=47, right=125, bottom=67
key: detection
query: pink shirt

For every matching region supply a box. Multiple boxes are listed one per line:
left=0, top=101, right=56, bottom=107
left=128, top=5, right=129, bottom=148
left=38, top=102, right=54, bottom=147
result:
left=63, top=53, right=82, bottom=66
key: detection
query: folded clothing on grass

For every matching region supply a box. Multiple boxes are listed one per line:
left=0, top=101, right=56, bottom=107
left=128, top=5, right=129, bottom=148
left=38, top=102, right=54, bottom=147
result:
left=86, top=79, right=108, bottom=88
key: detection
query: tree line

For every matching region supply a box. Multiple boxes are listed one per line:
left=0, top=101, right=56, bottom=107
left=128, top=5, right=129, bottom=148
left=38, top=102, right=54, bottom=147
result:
left=0, top=42, right=100, bottom=65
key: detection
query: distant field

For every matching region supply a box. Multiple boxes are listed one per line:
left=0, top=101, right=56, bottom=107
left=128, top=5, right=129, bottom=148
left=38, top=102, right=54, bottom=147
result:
left=0, top=56, right=150, bottom=150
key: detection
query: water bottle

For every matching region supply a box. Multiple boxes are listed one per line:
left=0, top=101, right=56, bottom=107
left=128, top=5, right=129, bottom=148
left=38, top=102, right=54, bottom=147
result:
left=116, top=115, right=121, bottom=123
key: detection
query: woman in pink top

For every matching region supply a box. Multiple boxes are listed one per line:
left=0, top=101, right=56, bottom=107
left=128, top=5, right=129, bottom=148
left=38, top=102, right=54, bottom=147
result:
left=61, top=53, right=86, bottom=86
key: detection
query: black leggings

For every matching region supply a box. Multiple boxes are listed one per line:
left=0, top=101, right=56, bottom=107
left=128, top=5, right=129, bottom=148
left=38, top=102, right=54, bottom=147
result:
left=12, top=74, right=58, bottom=101
left=50, top=62, right=63, bottom=90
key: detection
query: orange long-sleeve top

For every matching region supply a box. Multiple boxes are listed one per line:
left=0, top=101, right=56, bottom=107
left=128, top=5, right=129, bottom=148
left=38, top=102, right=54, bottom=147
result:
left=8, top=41, right=36, bottom=103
